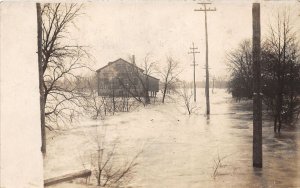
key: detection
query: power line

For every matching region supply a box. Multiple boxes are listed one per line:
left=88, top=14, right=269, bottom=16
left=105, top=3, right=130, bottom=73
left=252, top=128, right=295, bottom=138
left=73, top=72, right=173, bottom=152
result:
left=188, top=42, right=200, bottom=102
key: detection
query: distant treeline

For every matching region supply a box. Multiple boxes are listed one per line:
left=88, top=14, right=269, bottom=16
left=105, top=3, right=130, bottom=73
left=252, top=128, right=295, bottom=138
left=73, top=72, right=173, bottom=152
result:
left=196, top=80, right=228, bottom=89
left=183, top=79, right=228, bottom=89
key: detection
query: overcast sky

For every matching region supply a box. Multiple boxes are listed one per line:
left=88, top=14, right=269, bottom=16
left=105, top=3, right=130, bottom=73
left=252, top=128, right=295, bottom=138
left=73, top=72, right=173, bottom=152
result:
left=68, top=0, right=300, bottom=81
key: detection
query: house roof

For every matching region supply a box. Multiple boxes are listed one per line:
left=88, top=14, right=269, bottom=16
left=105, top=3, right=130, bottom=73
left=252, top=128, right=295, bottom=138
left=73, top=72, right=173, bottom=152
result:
left=146, top=74, right=160, bottom=80
left=96, top=58, right=143, bottom=72
left=96, top=58, right=159, bottom=80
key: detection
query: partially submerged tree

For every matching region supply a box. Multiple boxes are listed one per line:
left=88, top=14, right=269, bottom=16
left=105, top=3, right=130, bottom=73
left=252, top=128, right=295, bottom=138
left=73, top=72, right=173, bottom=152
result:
left=138, top=55, right=157, bottom=104
left=227, top=10, right=300, bottom=132
left=159, top=57, right=181, bottom=103
left=88, top=127, right=141, bottom=187
left=117, top=55, right=157, bottom=106
left=227, top=39, right=253, bottom=100
left=178, top=82, right=197, bottom=115
left=262, top=11, right=300, bottom=132
left=38, top=3, right=91, bottom=153
left=85, top=79, right=104, bottom=119
left=41, top=3, right=91, bottom=127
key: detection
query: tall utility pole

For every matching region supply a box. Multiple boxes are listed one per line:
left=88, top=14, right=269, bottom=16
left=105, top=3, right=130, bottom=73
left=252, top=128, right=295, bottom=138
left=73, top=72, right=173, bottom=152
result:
left=188, top=42, right=200, bottom=102
left=195, top=2, right=216, bottom=115
left=36, top=3, right=46, bottom=154
left=252, top=3, right=262, bottom=168
left=212, top=76, right=215, bottom=94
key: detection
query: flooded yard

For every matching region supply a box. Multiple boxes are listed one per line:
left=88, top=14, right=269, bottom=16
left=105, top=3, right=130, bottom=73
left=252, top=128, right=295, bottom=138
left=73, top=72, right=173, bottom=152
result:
left=44, top=89, right=300, bottom=188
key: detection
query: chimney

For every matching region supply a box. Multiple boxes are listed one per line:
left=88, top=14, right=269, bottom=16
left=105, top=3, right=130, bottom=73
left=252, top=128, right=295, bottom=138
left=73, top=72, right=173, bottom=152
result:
left=132, top=55, right=135, bottom=64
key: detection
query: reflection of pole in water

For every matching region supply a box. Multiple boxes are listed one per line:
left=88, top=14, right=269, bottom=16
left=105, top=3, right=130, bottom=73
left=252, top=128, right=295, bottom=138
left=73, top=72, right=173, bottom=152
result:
left=252, top=3, right=262, bottom=168
left=206, top=114, right=210, bottom=122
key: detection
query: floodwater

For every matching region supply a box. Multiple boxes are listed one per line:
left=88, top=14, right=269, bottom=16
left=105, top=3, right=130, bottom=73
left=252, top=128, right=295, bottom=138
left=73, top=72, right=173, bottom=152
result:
left=45, top=89, right=300, bottom=188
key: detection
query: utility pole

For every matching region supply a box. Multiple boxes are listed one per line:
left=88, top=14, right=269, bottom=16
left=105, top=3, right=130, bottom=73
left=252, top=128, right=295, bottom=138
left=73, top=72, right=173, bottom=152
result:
left=195, top=2, right=216, bottom=115
left=252, top=3, right=262, bottom=168
left=212, top=76, right=215, bottom=94
left=36, top=3, right=46, bottom=154
left=188, top=42, right=200, bottom=102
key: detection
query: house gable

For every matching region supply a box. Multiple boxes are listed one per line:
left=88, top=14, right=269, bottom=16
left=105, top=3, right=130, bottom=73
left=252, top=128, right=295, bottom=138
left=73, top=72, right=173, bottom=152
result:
left=96, top=58, right=144, bottom=73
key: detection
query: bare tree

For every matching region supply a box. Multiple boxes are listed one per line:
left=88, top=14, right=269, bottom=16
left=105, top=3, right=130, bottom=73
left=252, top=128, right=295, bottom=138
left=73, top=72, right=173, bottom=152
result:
left=178, top=82, right=197, bottom=115
left=263, top=10, right=300, bottom=132
left=227, top=39, right=253, bottom=100
left=159, top=57, right=181, bottom=103
left=85, top=80, right=104, bottom=119
left=89, top=127, right=141, bottom=187
left=41, top=3, right=92, bottom=132
left=138, top=55, right=157, bottom=104
left=211, top=153, right=229, bottom=179
left=118, top=55, right=157, bottom=106
left=228, top=10, right=300, bottom=133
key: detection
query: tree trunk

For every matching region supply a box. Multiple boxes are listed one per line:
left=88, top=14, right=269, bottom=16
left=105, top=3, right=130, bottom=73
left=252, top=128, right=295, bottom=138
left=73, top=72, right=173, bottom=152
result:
left=112, top=89, right=115, bottom=115
left=276, top=90, right=283, bottom=132
left=144, top=90, right=150, bottom=105
left=126, top=97, right=129, bottom=112
left=278, top=113, right=282, bottom=133
left=36, top=3, right=46, bottom=154
left=274, top=116, right=277, bottom=132
left=162, top=84, right=167, bottom=103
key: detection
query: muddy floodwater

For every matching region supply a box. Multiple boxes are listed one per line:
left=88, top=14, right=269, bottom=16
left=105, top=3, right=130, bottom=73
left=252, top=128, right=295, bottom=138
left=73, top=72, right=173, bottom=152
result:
left=45, top=89, right=300, bottom=188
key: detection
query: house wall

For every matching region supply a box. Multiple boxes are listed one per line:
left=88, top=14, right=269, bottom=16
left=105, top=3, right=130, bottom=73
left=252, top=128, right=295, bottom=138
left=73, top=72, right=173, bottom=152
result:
left=148, top=77, right=159, bottom=92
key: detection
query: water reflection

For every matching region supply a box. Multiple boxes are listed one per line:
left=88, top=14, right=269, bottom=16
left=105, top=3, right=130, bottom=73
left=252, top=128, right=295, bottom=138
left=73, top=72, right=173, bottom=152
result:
left=206, top=115, right=210, bottom=124
left=45, top=89, right=300, bottom=187
left=227, top=94, right=299, bottom=187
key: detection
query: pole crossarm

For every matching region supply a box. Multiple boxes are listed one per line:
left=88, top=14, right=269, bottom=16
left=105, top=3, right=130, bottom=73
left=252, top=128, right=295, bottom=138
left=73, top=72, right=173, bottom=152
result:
left=195, top=8, right=216, bottom=11
left=195, top=2, right=216, bottom=12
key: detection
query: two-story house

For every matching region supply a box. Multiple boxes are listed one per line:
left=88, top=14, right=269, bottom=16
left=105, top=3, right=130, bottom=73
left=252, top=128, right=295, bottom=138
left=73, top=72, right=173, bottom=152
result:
left=96, top=58, right=159, bottom=98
